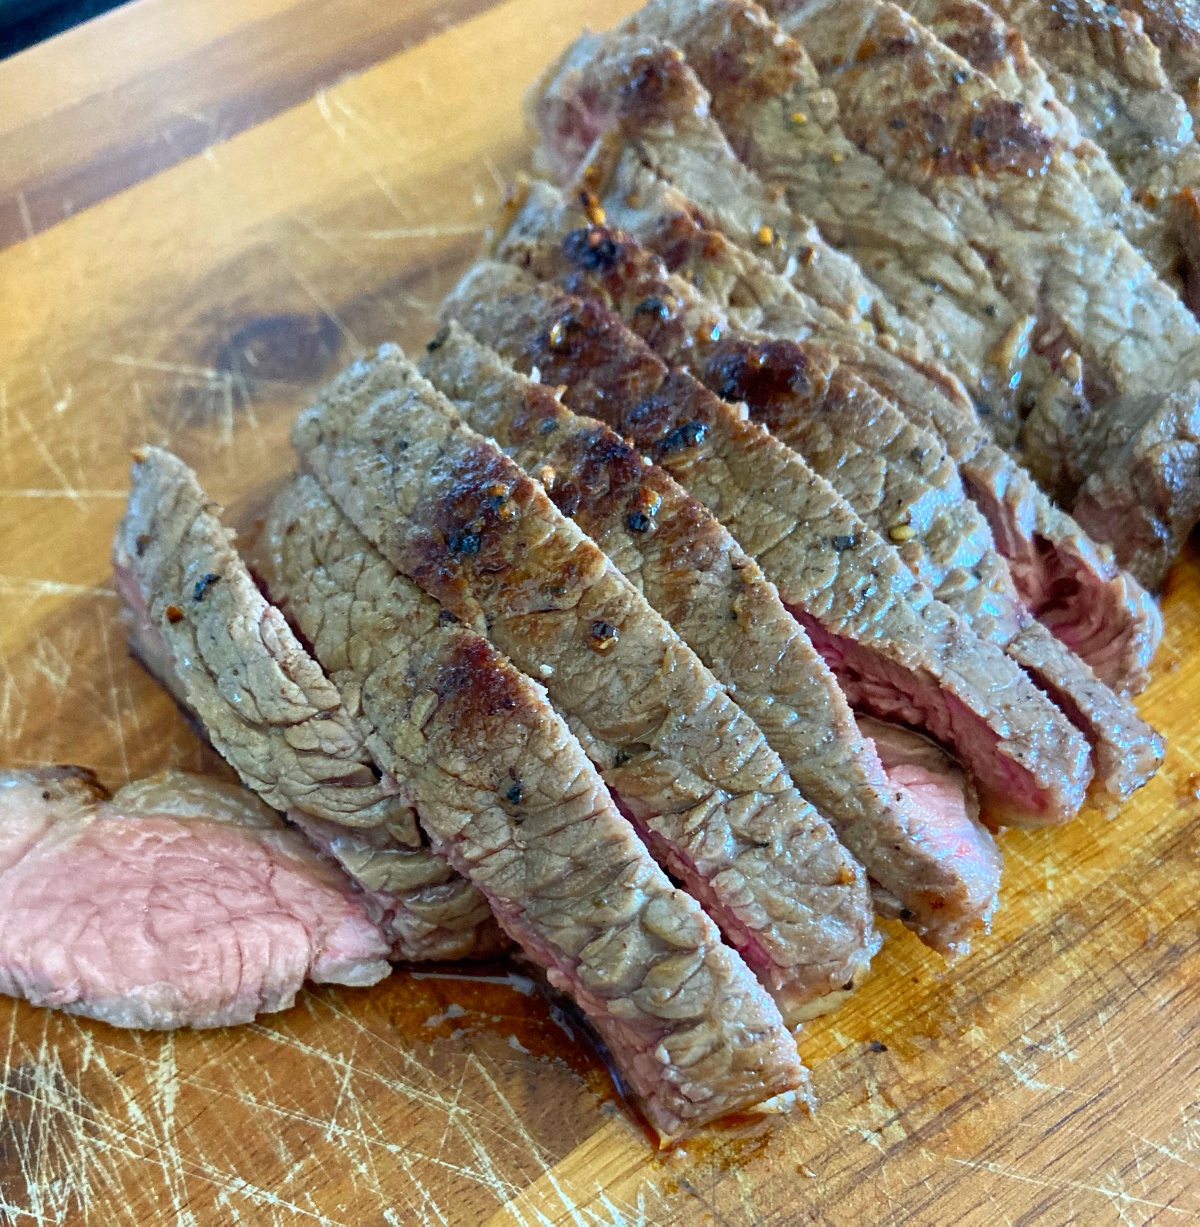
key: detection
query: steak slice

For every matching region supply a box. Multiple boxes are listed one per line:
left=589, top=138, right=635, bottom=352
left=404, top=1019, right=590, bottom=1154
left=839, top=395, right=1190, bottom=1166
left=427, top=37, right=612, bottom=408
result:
left=530, top=34, right=1162, bottom=695
left=262, top=473, right=807, bottom=1138
left=492, top=187, right=1163, bottom=810
left=0, top=767, right=392, bottom=1029
left=113, top=446, right=504, bottom=962
left=764, top=0, right=1200, bottom=580
left=421, top=320, right=997, bottom=954
left=291, top=347, right=879, bottom=1022
left=898, top=0, right=1191, bottom=282
left=443, top=260, right=1093, bottom=827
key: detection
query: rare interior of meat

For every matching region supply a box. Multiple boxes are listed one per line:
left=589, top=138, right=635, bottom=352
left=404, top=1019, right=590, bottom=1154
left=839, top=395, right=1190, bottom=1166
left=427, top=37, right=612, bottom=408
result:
left=289, top=343, right=880, bottom=1023
left=260, top=473, right=809, bottom=1140
left=0, top=768, right=392, bottom=1030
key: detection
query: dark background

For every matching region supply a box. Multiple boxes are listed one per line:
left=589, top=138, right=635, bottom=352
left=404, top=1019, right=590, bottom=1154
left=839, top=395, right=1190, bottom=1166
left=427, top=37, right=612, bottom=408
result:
left=1, top=0, right=131, bottom=57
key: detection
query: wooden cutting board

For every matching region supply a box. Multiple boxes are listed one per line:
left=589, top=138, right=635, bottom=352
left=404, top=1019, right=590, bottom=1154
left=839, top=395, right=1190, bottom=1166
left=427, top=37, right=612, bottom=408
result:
left=3, top=1, right=1200, bottom=1221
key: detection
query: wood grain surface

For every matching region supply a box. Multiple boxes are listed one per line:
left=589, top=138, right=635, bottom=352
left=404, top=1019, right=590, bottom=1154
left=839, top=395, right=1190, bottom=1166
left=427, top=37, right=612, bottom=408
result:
left=2, top=0, right=1199, bottom=1222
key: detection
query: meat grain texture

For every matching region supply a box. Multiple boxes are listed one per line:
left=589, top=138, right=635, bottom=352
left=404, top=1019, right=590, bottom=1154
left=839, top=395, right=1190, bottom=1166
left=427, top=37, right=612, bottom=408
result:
left=289, top=344, right=880, bottom=1021
left=113, top=446, right=504, bottom=962
left=261, top=472, right=808, bottom=1139
left=0, top=768, right=392, bottom=1029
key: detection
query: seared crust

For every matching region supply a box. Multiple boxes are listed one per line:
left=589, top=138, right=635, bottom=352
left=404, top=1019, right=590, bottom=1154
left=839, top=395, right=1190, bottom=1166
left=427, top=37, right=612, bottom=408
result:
left=494, top=183, right=1162, bottom=808
left=444, top=259, right=1094, bottom=829
left=530, top=17, right=1162, bottom=691
left=423, top=321, right=1001, bottom=954
left=291, top=345, right=879, bottom=1020
left=263, top=474, right=807, bottom=1139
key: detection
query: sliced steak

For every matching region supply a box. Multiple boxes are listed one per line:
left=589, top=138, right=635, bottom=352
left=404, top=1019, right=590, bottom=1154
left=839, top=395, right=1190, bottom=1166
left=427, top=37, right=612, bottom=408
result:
left=443, top=259, right=1093, bottom=827
left=421, top=320, right=996, bottom=954
left=764, top=0, right=1200, bottom=581
left=0, top=767, right=392, bottom=1029
left=899, top=0, right=1191, bottom=281
left=262, top=473, right=807, bottom=1138
left=291, top=346, right=879, bottom=1022
left=113, top=446, right=505, bottom=962
left=492, top=187, right=1163, bottom=810
left=530, top=31, right=1162, bottom=694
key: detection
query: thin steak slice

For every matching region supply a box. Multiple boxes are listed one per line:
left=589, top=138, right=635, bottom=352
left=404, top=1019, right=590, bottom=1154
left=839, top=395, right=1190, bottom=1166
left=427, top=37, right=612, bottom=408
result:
left=492, top=184, right=1162, bottom=811
left=421, top=320, right=997, bottom=954
left=529, top=30, right=1162, bottom=695
left=443, top=260, right=1093, bottom=827
left=0, top=767, right=391, bottom=1029
left=291, top=346, right=879, bottom=1022
left=113, top=446, right=504, bottom=962
left=262, top=473, right=807, bottom=1139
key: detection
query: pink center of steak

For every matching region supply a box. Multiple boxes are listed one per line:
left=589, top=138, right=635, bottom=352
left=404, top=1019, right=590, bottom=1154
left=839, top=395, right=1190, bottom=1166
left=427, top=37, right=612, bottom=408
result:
left=792, top=610, right=1050, bottom=822
left=0, top=787, right=390, bottom=1029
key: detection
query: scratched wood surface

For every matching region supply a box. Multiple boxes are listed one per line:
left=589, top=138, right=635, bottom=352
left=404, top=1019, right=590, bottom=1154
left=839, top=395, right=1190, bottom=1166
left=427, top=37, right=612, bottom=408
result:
left=2, top=0, right=1200, bottom=1221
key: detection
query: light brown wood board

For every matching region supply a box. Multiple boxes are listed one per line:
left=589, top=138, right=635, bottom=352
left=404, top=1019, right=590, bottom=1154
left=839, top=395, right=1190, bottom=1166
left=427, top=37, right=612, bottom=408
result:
left=2, top=0, right=1200, bottom=1222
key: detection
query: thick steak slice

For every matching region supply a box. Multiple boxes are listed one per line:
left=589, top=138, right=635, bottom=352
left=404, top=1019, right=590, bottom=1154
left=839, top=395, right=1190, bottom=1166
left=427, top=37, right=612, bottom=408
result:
left=0, top=768, right=391, bottom=1029
left=530, top=36, right=1161, bottom=695
left=898, top=0, right=1190, bottom=282
left=421, top=321, right=996, bottom=954
left=113, top=446, right=504, bottom=962
left=492, top=186, right=1162, bottom=811
left=443, top=261, right=1093, bottom=827
left=291, top=348, right=878, bottom=1022
left=262, top=474, right=807, bottom=1138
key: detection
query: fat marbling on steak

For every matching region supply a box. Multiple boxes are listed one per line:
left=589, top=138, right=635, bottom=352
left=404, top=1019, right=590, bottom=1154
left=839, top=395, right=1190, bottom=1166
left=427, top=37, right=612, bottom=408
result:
left=113, top=446, right=504, bottom=962
left=261, top=473, right=808, bottom=1139
left=529, top=23, right=1162, bottom=696
left=490, top=182, right=1163, bottom=812
left=442, top=260, right=1094, bottom=828
left=420, top=320, right=1000, bottom=955
left=291, top=345, right=879, bottom=1022
left=0, top=768, right=391, bottom=1029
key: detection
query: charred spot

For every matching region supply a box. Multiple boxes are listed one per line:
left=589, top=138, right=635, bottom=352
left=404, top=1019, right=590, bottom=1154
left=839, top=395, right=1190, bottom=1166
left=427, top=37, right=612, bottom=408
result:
left=562, top=228, right=621, bottom=273
left=553, top=483, right=582, bottom=518
left=448, top=530, right=482, bottom=555
left=539, top=417, right=559, bottom=434
left=134, top=533, right=150, bottom=558
left=587, top=620, right=619, bottom=654
left=192, top=572, right=220, bottom=601
left=832, top=534, right=858, bottom=551
left=632, top=295, right=672, bottom=321
left=704, top=339, right=828, bottom=428
left=627, top=510, right=651, bottom=532
left=943, top=22, right=1008, bottom=74
left=655, top=420, right=708, bottom=456
left=911, top=94, right=1052, bottom=177
left=426, top=324, right=451, bottom=352
left=437, top=608, right=458, bottom=626
left=613, top=749, right=632, bottom=767
left=889, top=116, right=907, bottom=129
left=618, top=48, right=693, bottom=126
left=437, top=636, right=520, bottom=717
left=505, top=779, right=524, bottom=805
left=868, top=1040, right=888, bottom=1053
